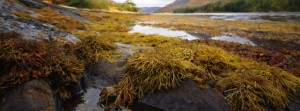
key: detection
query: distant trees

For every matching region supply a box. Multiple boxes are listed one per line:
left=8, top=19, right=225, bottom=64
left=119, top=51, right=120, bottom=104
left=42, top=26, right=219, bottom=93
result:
left=117, top=0, right=139, bottom=12
left=66, top=0, right=139, bottom=12
left=67, top=0, right=110, bottom=9
left=173, top=0, right=300, bottom=13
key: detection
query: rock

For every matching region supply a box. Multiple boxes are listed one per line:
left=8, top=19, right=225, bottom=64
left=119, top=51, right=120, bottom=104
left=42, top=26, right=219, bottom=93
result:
left=0, top=79, right=56, bottom=111
left=288, top=92, right=300, bottom=111
left=19, top=0, right=47, bottom=9
left=86, top=43, right=151, bottom=86
left=138, top=79, right=232, bottom=111
left=0, top=0, right=80, bottom=42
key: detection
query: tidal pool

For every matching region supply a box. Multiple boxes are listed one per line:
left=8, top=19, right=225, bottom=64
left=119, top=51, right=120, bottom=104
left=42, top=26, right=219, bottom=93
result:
left=129, top=24, right=256, bottom=46
left=129, top=24, right=199, bottom=40
left=211, top=36, right=256, bottom=46
left=74, top=88, right=103, bottom=111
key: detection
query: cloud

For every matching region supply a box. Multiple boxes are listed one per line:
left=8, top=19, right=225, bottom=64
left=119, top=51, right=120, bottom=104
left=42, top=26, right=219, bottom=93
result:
left=112, top=0, right=175, bottom=7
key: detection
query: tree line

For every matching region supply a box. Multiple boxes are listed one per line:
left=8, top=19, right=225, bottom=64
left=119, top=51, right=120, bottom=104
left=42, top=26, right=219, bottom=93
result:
left=51, top=0, right=139, bottom=12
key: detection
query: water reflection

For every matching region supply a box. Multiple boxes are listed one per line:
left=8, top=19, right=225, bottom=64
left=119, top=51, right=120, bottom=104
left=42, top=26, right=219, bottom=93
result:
left=129, top=24, right=256, bottom=46
left=75, top=88, right=103, bottom=111
left=129, top=24, right=199, bottom=40
left=211, top=36, right=256, bottom=46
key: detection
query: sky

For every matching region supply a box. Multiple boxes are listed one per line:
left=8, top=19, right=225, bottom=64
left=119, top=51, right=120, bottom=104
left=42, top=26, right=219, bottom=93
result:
left=112, top=0, right=175, bottom=7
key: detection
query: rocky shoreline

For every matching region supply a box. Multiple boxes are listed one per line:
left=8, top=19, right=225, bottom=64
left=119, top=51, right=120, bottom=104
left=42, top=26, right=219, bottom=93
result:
left=1, top=0, right=300, bottom=111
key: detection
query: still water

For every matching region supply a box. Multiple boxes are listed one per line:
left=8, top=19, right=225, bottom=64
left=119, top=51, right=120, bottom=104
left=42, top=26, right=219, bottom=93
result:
left=152, top=12, right=300, bottom=22
left=129, top=24, right=257, bottom=46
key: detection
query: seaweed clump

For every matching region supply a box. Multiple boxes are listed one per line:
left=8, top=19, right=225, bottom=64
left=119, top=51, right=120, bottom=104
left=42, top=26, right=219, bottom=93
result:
left=0, top=31, right=84, bottom=99
left=75, top=36, right=117, bottom=64
left=0, top=31, right=116, bottom=100
left=35, top=7, right=85, bottom=30
left=192, top=44, right=300, bottom=111
left=195, top=40, right=300, bottom=76
left=101, top=46, right=202, bottom=108
left=101, top=43, right=300, bottom=111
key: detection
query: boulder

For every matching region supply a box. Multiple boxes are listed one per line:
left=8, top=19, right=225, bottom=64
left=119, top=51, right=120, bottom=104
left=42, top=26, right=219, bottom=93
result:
left=138, top=79, right=233, bottom=111
left=0, top=79, right=56, bottom=111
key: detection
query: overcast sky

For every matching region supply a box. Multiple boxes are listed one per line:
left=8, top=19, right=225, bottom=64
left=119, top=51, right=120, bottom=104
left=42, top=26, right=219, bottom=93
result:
left=112, top=0, right=175, bottom=7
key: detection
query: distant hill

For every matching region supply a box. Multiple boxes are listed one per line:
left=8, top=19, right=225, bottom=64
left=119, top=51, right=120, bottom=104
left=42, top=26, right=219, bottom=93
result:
left=140, top=7, right=161, bottom=14
left=159, top=0, right=225, bottom=12
left=162, top=0, right=300, bottom=13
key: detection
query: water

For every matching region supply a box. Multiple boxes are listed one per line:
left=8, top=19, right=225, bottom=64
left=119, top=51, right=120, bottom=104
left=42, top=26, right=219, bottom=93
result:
left=129, top=24, right=256, bottom=46
left=211, top=36, right=256, bottom=46
left=129, top=24, right=199, bottom=40
left=74, top=88, right=102, bottom=111
left=152, top=12, right=300, bottom=22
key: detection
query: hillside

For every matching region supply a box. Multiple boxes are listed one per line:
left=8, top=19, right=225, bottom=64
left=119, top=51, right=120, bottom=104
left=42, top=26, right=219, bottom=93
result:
left=140, top=7, right=161, bottom=14
left=172, top=0, right=300, bottom=13
left=159, top=0, right=226, bottom=12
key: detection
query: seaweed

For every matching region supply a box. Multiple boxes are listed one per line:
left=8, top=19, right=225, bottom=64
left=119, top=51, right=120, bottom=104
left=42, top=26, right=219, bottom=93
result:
left=12, top=11, right=32, bottom=19
left=34, top=7, right=85, bottom=30
left=75, top=36, right=117, bottom=64
left=101, top=46, right=203, bottom=108
left=101, top=43, right=300, bottom=111
left=0, top=34, right=85, bottom=99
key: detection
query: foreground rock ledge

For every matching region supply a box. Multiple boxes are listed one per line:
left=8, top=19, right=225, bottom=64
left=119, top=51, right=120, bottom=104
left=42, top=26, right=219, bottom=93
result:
left=0, top=80, right=56, bottom=111
left=138, top=79, right=232, bottom=111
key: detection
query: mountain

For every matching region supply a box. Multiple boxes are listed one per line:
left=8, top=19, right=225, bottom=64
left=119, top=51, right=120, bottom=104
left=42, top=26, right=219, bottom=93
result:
left=160, top=0, right=225, bottom=12
left=140, top=7, right=161, bottom=14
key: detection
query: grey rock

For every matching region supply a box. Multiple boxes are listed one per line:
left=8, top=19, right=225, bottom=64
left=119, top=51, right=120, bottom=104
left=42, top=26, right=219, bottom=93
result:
left=19, top=0, right=47, bottom=9
left=288, top=92, right=300, bottom=111
left=0, top=79, right=56, bottom=111
left=139, top=79, right=233, bottom=111
left=0, top=0, right=80, bottom=42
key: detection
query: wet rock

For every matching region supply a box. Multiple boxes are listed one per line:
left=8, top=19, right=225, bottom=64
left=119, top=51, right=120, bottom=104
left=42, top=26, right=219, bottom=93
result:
left=19, top=0, right=47, bottom=9
left=139, top=79, right=232, bottom=111
left=86, top=43, right=151, bottom=86
left=0, top=79, right=56, bottom=111
left=288, top=92, right=300, bottom=111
